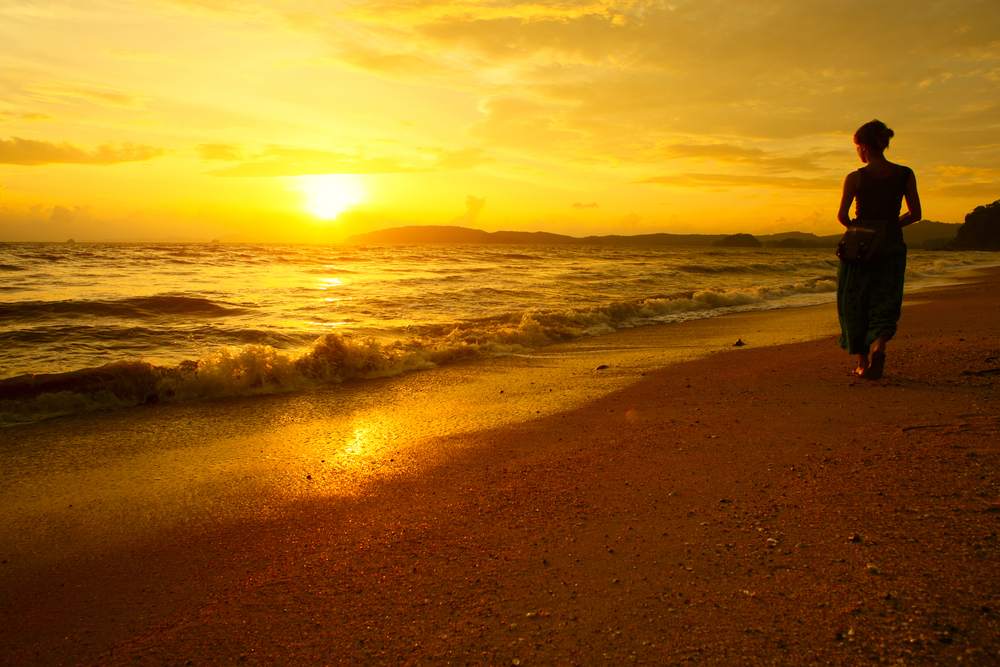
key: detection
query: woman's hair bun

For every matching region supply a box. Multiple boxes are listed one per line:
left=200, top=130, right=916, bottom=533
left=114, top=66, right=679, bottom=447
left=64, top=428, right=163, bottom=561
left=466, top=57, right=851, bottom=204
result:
left=854, top=120, right=894, bottom=150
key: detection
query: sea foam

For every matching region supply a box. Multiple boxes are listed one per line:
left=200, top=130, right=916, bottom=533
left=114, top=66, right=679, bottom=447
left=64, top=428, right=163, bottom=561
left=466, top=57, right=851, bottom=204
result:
left=3, top=242, right=995, bottom=425
left=0, top=278, right=838, bottom=424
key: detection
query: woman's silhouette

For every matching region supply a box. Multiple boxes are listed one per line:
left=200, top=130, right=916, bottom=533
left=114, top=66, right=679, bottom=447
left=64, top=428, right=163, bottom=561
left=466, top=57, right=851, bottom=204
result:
left=836, top=120, right=922, bottom=380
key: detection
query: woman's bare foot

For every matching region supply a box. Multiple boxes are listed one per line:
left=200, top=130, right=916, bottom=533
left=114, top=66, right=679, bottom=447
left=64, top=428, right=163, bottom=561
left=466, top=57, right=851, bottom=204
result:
left=859, top=337, right=890, bottom=380
left=855, top=353, right=869, bottom=377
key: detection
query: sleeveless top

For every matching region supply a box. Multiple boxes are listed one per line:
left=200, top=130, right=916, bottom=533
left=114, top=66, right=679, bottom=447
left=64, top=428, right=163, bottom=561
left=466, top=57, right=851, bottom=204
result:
left=855, top=165, right=913, bottom=242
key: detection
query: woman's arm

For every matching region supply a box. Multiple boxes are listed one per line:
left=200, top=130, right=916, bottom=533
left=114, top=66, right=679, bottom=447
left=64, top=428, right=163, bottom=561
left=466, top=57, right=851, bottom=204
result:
left=899, top=171, right=922, bottom=227
left=837, top=171, right=859, bottom=226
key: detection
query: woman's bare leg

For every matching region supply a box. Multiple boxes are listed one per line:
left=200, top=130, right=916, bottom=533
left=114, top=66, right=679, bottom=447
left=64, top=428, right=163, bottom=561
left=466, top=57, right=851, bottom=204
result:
left=862, top=336, right=890, bottom=380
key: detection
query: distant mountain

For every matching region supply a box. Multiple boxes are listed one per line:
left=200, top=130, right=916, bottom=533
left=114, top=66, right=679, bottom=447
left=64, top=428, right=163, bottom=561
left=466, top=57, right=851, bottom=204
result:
left=347, top=225, right=839, bottom=248
left=903, top=220, right=962, bottom=249
left=949, top=200, right=1000, bottom=250
left=713, top=233, right=762, bottom=248
left=758, top=232, right=840, bottom=248
left=346, top=226, right=732, bottom=246
left=344, top=220, right=970, bottom=249
left=576, top=232, right=727, bottom=247
left=757, top=221, right=964, bottom=250
left=345, top=225, right=578, bottom=245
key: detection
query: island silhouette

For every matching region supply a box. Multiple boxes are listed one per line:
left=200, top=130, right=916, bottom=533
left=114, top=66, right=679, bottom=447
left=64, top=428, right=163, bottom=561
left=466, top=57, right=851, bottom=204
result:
left=345, top=218, right=966, bottom=249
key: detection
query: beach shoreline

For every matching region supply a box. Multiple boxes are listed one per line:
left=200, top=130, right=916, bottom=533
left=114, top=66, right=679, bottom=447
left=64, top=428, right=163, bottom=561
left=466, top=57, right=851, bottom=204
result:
left=2, top=267, right=999, bottom=665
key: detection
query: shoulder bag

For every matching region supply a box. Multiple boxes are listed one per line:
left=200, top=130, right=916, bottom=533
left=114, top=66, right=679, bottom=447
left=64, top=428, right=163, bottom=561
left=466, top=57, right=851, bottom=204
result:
left=836, top=219, right=887, bottom=264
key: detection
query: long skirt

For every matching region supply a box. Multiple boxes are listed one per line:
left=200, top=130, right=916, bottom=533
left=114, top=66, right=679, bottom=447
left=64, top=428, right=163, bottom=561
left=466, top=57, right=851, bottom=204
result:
left=837, top=241, right=907, bottom=355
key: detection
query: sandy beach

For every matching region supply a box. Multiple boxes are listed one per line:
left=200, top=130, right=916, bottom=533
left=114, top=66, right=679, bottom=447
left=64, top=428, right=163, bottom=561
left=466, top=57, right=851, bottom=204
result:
left=2, top=267, right=1000, bottom=666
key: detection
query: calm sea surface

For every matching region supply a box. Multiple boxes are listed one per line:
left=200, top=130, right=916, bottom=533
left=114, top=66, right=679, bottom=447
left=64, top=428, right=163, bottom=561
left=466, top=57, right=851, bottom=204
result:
left=1, top=242, right=996, bottom=422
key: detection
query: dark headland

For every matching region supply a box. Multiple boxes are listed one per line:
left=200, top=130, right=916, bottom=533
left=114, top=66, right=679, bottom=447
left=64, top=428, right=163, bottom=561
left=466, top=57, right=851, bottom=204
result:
left=344, top=219, right=967, bottom=250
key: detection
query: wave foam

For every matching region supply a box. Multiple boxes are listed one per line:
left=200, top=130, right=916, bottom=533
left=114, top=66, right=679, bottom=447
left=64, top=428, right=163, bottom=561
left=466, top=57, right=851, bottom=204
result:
left=0, top=277, right=837, bottom=424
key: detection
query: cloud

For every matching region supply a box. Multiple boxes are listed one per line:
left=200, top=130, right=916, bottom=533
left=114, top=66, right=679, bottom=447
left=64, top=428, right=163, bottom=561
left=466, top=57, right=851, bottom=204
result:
left=0, top=111, right=51, bottom=123
left=451, top=195, right=485, bottom=224
left=466, top=97, right=582, bottom=151
left=327, top=0, right=1000, bottom=153
left=618, top=212, right=641, bottom=229
left=207, top=144, right=493, bottom=177
left=427, top=147, right=494, bottom=170
left=102, top=48, right=173, bottom=63
left=0, top=203, right=102, bottom=242
left=144, top=0, right=996, bottom=197
left=159, top=0, right=262, bottom=17
left=338, top=45, right=459, bottom=80
left=0, top=137, right=166, bottom=166
left=661, top=144, right=844, bottom=172
left=572, top=202, right=598, bottom=209
left=4, top=0, right=999, bottom=233
left=197, top=143, right=244, bottom=161
left=928, top=182, right=1000, bottom=198
left=48, top=204, right=93, bottom=223
left=933, top=165, right=1000, bottom=179
left=24, top=83, right=148, bottom=109
left=207, top=146, right=410, bottom=177
left=637, top=173, right=841, bottom=191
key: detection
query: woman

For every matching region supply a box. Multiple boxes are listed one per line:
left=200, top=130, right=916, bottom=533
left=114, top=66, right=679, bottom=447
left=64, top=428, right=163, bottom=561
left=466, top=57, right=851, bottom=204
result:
left=836, top=120, right=922, bottom=380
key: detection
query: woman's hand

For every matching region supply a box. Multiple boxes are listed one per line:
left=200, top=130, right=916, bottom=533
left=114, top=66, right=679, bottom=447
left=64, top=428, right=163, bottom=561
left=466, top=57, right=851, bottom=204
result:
left=899, top=172, right=922, bottom=227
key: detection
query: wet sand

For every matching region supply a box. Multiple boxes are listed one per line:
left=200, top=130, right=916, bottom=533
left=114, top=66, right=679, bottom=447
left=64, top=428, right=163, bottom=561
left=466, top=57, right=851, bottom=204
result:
left=0, top=299, right=842, bottom=566
left=2, top=268, right=1000, bottom=665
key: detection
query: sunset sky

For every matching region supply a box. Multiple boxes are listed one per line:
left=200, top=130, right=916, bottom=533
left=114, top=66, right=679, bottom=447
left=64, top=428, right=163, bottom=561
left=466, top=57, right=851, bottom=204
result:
left=1, top=0, right=998, bottom=242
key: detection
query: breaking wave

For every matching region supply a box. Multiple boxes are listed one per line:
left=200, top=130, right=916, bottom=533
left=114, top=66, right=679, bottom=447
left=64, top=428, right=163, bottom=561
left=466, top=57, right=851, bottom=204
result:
left=0, top=278, right=836, bottom=424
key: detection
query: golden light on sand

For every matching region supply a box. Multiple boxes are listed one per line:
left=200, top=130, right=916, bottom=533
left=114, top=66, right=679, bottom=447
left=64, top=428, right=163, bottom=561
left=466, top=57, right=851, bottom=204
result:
left=298, top=175, right=366, bottom=220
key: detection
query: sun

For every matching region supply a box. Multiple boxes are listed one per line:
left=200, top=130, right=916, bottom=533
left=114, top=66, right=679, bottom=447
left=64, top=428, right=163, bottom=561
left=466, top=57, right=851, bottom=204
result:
left=298, top=174, right=366, bottom=219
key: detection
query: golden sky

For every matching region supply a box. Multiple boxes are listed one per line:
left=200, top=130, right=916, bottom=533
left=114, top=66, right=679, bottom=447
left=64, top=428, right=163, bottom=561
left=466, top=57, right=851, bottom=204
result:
left=1, top=0, right=998, bottom=242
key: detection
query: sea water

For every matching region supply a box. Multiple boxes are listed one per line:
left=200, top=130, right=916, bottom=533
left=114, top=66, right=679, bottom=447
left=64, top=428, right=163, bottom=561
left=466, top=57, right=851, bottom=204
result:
left=1, top=242, right=995, bottom=423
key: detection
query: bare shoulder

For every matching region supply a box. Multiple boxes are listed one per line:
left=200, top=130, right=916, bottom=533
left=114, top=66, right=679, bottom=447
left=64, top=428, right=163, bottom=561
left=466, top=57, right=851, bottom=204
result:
left=889, top=162, right=914, bottom=177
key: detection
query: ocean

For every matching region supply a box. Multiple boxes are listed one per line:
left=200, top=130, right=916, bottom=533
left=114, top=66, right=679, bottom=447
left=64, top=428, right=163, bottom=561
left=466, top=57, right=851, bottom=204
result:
left=1, top=241, right=996, bottom=423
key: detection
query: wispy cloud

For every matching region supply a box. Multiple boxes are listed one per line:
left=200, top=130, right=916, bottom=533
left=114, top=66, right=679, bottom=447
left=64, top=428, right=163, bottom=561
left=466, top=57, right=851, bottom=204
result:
left=0, top=137, right=165, bottom=166
left=466, top=97, right=582, bottom=151
left=451, top=195, right=485, bottom=225
left=660, top=144, right=844, bottom=172
left=207, top=144, right=493, bottom=177
left=928, top=181, right=1000, bottom=198
left=637, top=173, right=841, bottom=191
left=102, top=48, right=172, bottom=62
left=197, top=143, right=244, bottom=161
left=321, top=0, right=1000, bottom=155
left=426, top=147, right=494, bottom=170
left=24, top=82, right=148, bottom=109
left=207, top=146, right=410, bottom=177
left=3, top=0, right=1000, bottom=237
left=0, top=111, right=52, bottom=123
